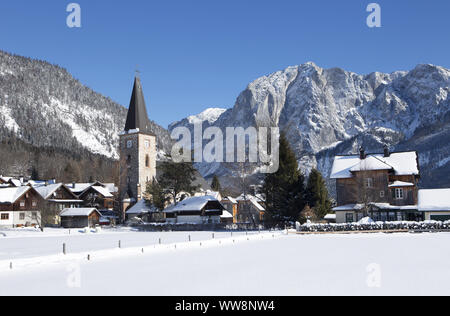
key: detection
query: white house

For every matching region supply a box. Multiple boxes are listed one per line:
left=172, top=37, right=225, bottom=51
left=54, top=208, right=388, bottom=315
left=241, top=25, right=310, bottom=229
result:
left=418, top=189, right=450, bottom=221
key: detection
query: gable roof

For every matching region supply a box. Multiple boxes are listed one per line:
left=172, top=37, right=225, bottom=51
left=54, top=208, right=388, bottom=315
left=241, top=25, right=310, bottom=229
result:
left=418, top=189, right=450, bottom=212
left=60, top=208, right=100, bottom=217
left=79, top=186, right=114, bottom=198
left=164, top=195, right=225, bottom=213
left=126, top=199, right=157, bottom=215
left=330, top=151, right=419, bottom=179
left=236, top=194, right=265, bottom=211
left=123, top=76, right=154, bottom=135
left=34, top=183, right=78, bottom=200
left=0, top=187, right=32, bottom=204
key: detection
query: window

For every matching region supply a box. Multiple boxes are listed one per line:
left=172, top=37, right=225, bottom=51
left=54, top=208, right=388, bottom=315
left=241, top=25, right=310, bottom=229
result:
left=345, top=213, right=354, bottom=223
left=395, top=188, right=404, bottom=200
left=1, top=213, right=9, bottom=220
left=127, top=140, right=133, bottom=148
left=32, top=200, right=37, bottom=207
left=145, top=155, right=150, bottom=167
left=20, top=201, right=25, bottom=208
left=366, top=178, right=373, bottom=188
left=32, top=212, right=37, bottom=220
left=144, top=140, right=150, bottom=148
left=19, top=213, right=25, bottom=220
left=380, top=191, right=385, bottom=198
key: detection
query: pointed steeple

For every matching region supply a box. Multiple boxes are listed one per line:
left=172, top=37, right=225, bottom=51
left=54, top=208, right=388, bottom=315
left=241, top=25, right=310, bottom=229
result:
left=124, top=76, right=153, bottom=134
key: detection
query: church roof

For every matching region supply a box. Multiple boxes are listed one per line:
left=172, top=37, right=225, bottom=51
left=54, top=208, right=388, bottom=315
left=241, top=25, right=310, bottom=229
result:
left=124, top=76, right=154, bottom=135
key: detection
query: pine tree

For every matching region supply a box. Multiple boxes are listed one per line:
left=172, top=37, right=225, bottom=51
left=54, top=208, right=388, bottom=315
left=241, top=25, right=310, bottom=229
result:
left=305, top=169, right=332, bottom=219
left=158, top=160, right=200, bottom=204
left=211, top=175, right=221, bottom=192
left=145, top=179, right=167, bottom=211
left=262, top=133, right=306, bottom=227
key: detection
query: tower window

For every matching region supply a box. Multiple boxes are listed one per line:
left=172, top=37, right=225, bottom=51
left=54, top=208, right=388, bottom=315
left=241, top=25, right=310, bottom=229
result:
left=145, top=155, right=150, bottom=167
left=144, top=140, right=150, bottom=148
left=127, top=140, right=133, bottom=148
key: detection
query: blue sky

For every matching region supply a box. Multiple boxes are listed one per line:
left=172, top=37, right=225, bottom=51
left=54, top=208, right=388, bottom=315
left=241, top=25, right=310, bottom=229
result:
left=0, top=0, right=449, bottom=128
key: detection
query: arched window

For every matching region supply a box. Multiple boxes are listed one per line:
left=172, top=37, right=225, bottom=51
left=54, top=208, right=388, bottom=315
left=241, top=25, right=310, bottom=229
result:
left=145, top=155, right=150, bottom=167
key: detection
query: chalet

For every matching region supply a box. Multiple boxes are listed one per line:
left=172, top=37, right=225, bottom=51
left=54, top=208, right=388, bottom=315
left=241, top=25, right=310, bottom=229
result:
left=330, top=147, right=421, bottom=223
left=0, top=186, right=43, bottom=228
left=35, top=183, right=83, bottom=210
left=418, top=189, right=450, bottom=221
left=235, top=194, right=265, bottom=225
left=60, top=208, right=101, bottom=228
left=221, top=196, right=238, bottom=224
left=78, top=186, right=114, bottom=210
left=164, top=195, right=225, bottom=224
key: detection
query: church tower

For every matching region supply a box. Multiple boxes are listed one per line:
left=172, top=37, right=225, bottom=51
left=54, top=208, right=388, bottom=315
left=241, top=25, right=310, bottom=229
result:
left=119, top=76, right=157, bottom=214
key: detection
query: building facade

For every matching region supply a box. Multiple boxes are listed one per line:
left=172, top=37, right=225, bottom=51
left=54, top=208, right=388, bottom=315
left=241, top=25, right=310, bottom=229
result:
left=330, top=147, right=422, bottom=223
left=119, top=76, right=157, bottom=218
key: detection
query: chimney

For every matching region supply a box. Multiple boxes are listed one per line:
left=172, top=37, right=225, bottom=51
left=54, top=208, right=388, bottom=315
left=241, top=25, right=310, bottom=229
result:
left=45, top=181, right=48, bottom=186
left=72, top=182, right=76, bottom=189
left=384, top=145, right=390, bottom=157
left=359, top=147, right=366, bottom=160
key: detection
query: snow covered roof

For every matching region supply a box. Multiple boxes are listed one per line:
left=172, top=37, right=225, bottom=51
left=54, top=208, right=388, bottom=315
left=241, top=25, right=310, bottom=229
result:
left=330, top=151, right=419, bottom=179
left=66, top=183, right=93, bottom=194
left=35, top=183, right=64, bottom=199
left=164, top=195, right=224, bottom=213
left=90, top=186, right=114, bottom=198
left=389, top=181, right=415, bottom=188
left=324, top=214, right=337, bottom=220
left=221, top=210, right=233, bottom=219
left=418, top=189, right=450, bottom=212
left=236, top=194, right=265, bottom=211
left=60, top=208, right=100, bottom=217
left=126, top=199, right=156, bottom=214
left=222, top=196, right=238, bottom=204
left=0, top=187, right=31, bottom=204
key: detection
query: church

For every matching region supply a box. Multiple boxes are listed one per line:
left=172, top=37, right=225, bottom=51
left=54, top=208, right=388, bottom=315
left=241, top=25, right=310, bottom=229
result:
left=119, top=76, right=157, bottom=219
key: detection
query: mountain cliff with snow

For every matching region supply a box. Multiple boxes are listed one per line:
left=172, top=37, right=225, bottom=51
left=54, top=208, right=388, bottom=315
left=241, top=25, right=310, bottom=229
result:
left=169, top=62, right=450, bottom=190
left=0, top=51, right=172, bottom=160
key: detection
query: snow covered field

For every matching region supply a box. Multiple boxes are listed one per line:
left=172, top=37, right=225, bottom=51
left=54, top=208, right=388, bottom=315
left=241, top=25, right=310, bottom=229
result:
left=1, top=229, right=450, bottom=296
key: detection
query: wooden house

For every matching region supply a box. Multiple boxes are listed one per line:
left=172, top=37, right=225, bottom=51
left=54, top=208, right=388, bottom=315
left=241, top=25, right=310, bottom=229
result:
left=221, top=196, right=238, bottom=224
left=235, top=194, right=265, bottom=226
left=60, top=208, right=101, bottom=228
left=78, top=186, right=114, bottom=210
left=0, top=186, right=43, bottom=227
left=330, top=147, right=421, bottom=223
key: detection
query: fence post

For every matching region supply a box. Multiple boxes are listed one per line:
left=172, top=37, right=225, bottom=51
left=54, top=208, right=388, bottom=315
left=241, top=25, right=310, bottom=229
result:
left=159, top=238, right=162, bottom=245
left=10, top=262, right=12, bottom=270
left=87, top=254, right=90, bottom=261
left=118, top=240, right=121, bottom=248
left=189, top=235, right=191, bottom=242
left=63, top=243, right=66, bottom=255
left=212, top=233, right=215, bottom=239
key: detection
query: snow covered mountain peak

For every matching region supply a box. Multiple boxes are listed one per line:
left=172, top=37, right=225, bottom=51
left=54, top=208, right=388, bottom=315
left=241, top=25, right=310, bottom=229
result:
left=169, top=62, right=450, bottom=190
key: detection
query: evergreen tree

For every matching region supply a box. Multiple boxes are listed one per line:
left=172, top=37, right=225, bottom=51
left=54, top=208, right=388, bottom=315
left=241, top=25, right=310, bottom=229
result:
left=211, top=175, right=221, bottom=192
left=262, top=133, right=306, bottom=227
left=145, top=179, right=168, bottom=211
left=158, top=160, right=200, bottom=204
left=305, top=169, right=332, bottom=219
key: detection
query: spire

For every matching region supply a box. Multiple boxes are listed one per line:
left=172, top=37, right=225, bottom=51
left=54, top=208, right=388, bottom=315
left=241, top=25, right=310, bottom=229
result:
left=124, top=76, right=153, bottom=134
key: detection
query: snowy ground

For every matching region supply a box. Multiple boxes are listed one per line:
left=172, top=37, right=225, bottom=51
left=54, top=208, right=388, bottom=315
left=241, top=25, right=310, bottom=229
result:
left=1, top=228, right=450, bottom=296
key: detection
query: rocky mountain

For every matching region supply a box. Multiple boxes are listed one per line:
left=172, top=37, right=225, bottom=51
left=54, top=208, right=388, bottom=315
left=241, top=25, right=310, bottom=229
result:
left=169, top=62, right=450, bottom=191
left=0, top=50, right=172, bottom=162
